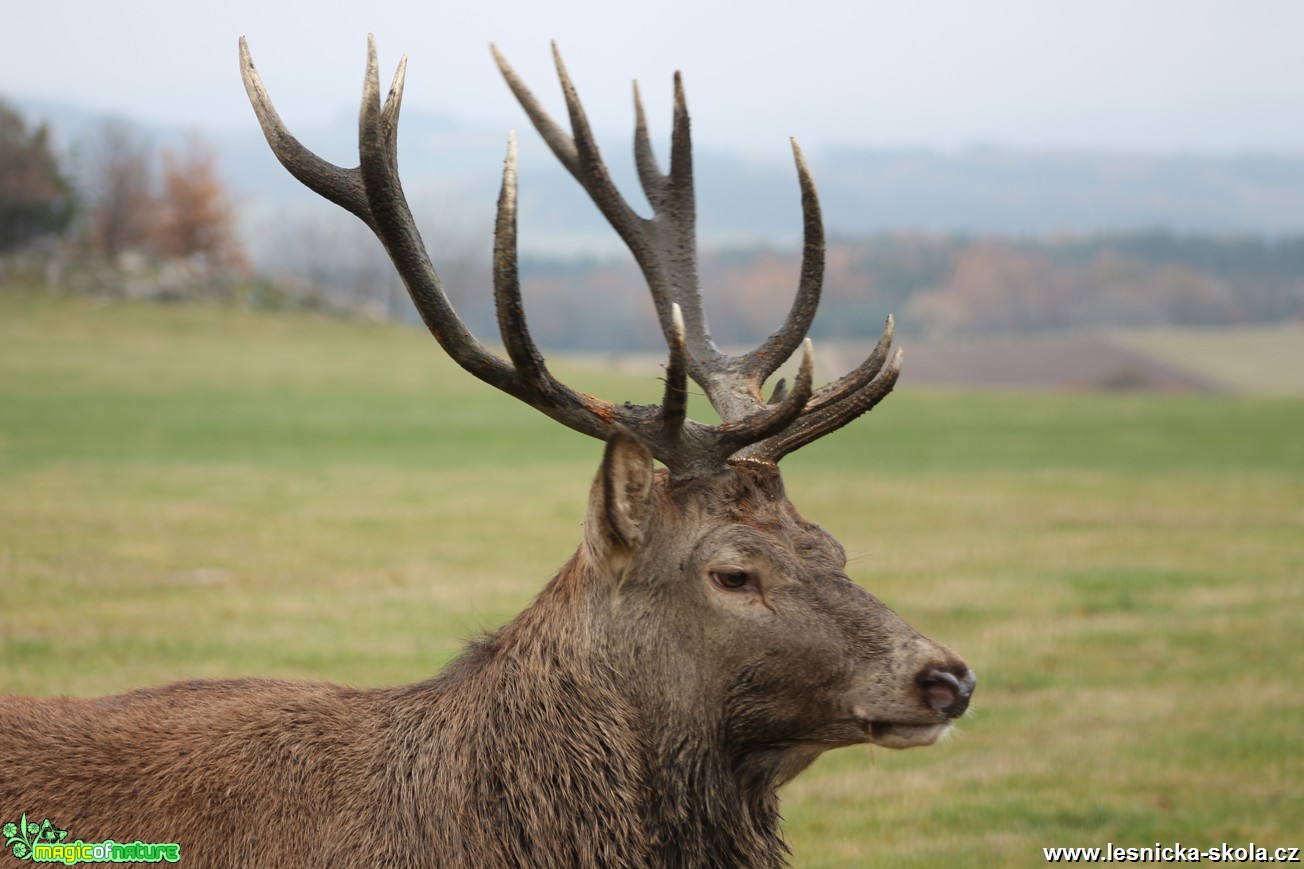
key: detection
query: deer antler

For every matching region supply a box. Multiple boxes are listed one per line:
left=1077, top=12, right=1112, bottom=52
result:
left=239, top=36, right=901, bottom=477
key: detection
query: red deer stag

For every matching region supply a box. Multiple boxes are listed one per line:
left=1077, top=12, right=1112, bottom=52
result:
left=0, top=37, right=975, bottom=868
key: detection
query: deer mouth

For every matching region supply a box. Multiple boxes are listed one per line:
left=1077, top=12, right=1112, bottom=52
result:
left=867, top=720, right=951, bottom=749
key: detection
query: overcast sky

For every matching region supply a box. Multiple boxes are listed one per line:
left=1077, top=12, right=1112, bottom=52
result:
left=5, top=0, right=1303, bottom=159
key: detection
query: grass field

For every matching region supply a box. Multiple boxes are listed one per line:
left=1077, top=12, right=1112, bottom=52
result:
left=2, top=291, right=1301, bottom=866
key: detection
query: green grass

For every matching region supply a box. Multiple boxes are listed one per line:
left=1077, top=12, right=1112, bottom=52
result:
left=2, top=291, right=1301, bottom=866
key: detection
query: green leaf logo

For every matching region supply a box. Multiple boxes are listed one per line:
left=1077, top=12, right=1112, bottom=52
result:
left=3, top=813, right=67, bottom=861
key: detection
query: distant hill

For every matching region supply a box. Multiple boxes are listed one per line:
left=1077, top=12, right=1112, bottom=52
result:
left=232, top=119, right=1304, bottom=254
left=816, top=148, right=1304, bottom=239
left=11, top=95, right=1304, bottom=259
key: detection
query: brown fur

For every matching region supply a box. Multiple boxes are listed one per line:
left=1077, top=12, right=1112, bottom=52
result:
left=1, top=434, right=971, bottom=867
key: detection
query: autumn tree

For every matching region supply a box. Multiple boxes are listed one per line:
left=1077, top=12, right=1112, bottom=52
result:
left=153, top=136, right=245, bottom=268
left=82, top=119, right=155, bottom=258
left=0, top=100, right=75, bottom=251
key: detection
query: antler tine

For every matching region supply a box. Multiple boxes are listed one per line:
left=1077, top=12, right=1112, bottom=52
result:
left=492, top=132, right=620, bottom=437
left=490, top=45, right=651, bottom=268
left=349, top=36, right=524, bottom=399
left=492, top=131, right=540, bottom=386
left=802, top=315, right=896, bottom=414
left=550, top=44, right=608, bottom=183
left=720, top=338, right=815, bottom=460
left=737, top=140, right=824, bottom=384
left=758, top=345, right=904, bottom=463
left=629, top=74, right=721, bottom=375
left=490, top=44, right=579, bottom=172
left=745, top=316, right=899, bottom=463
left=377, top=45, right=407, bottom=169
left=496, top=46, right=722, bottom=381
left=632, top=82, right=661, bottom=206
left=664, top=72, right=722, bottom=374
left=238, top=37, right=374, bottom=228
left=660, top=303, right=690, bottom=433
left=666, top=72, right=697, bottom=234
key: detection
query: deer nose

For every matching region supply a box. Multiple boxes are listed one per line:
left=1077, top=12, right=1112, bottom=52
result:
left=918, top=667, right=976, bottom=719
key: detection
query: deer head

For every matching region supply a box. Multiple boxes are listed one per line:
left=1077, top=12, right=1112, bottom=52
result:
left=238, top=35, right=975, bottom=858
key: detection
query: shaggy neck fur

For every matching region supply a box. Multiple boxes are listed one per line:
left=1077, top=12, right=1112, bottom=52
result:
left=396, top=550, right=790, bottom=868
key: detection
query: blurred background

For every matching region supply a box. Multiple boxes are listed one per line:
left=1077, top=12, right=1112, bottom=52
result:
left=3, top=0, right=1302, bottom=387
left=2, top=2, right=1301, bottom=865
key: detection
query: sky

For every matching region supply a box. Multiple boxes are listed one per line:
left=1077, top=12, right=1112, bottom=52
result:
left=4, top=0, right=1303, bottom=160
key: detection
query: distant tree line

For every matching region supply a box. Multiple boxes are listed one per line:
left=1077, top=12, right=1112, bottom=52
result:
left=0, top=100, right=244, bottom=275
left=4, top=99, right=1301, bottom=341
left=821, top=233, right=1304, bottom=338
left=507, top=233, right=1304, bottom=350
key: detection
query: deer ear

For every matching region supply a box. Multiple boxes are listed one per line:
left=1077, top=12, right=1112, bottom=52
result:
left=586, top=429, right=655, bottom=568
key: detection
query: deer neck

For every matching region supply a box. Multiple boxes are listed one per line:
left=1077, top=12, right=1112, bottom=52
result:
left=566, top=551, right=792, bottom=866
left=421, top=551, right=790, bottom=866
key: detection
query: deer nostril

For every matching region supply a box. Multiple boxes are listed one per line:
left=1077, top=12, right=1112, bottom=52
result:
left=919, top=667, right=975, bottom=718
left=923, top=677, right=956, bottom=709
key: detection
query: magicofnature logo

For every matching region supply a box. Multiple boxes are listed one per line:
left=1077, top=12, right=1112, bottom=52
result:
left=2, top=814, right=179, bottom=864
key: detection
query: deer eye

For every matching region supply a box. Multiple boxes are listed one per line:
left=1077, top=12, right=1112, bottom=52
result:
left=709, top=569, right=754, bottom=591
